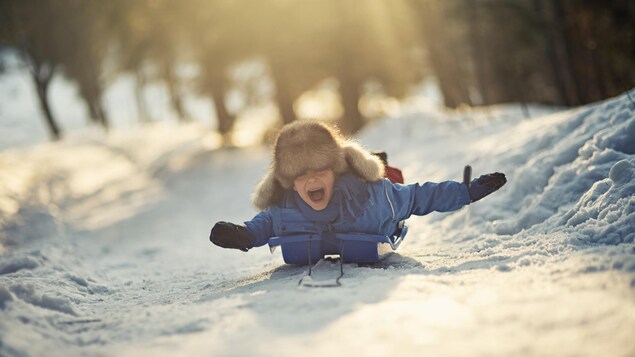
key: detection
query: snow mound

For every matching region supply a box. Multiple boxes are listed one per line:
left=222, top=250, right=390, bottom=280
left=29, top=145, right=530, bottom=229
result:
left=361, top=91, right=635, bottom=278
left=9, top=283, right=77, bottom=316
left=481, top=94, right=634, bottom=245
left=0, top=286, right=15, bottom=309
left=563, top=158, right=635, bottom=245
left=360, top=92, right=634, bottom=251
left=0, top=254, right=42, bottom=275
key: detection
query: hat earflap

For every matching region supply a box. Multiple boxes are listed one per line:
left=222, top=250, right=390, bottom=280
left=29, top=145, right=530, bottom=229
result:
left=342, top=142, right=385, bottom=182
left=252, top=168, right=285, bottom=210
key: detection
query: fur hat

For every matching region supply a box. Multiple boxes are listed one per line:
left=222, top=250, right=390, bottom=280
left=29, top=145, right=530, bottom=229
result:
left=252, top=120, right=385, bottom=210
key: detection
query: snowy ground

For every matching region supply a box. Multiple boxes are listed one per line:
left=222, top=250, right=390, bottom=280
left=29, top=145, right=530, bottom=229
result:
left=1, top=89, right=634, bottom=356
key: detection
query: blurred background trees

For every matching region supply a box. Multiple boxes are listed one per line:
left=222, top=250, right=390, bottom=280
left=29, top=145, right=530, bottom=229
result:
left=0, top=0, right=633, bottom=143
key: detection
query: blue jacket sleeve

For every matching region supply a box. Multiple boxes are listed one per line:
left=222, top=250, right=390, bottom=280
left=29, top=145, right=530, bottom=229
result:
left=388, top=180, right=471, bottom=221
left=243, top=211, right=274, bottom=247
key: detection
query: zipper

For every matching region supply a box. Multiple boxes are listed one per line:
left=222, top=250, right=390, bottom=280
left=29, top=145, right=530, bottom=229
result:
left=383, top=179, right=396, bottom=222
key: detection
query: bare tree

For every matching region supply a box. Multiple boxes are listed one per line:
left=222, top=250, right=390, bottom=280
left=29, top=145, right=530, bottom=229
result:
left=0, top=0, right=65, bottom=140
left=58, top=0, right=112, bottom=129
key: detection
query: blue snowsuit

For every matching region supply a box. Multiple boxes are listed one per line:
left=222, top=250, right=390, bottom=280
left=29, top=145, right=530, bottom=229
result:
left=244, top=173, right=471, bottom=247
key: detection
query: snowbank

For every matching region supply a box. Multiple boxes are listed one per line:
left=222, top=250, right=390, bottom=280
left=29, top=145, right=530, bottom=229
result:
left=1, top=91, right=634, bottom=356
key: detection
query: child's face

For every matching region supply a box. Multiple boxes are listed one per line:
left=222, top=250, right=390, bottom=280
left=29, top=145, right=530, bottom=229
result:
left=293, top=168, right=335, bottom=211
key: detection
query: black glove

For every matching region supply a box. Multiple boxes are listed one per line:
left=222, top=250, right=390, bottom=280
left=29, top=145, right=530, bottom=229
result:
left=209, top=221, right=254, bottom=252
left=468, top=172, right=507, bottom=202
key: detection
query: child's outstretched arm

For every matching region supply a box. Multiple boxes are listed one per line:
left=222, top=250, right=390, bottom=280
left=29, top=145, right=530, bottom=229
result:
left=209, top=211, right=274, bottom=251
left=388, top=171, right=506, bottom=220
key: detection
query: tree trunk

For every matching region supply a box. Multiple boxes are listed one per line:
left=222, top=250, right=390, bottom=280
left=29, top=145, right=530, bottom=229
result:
left=28, top=59, right=60, bottom=141
left=415, top=1, right=472, bottom=108
left=427, top=47, right=471, bottom=108
left=77, top=74, right=109, bottom=131
left=33, top=74, right=61, bottom=141
left=468, top=0, right=489, bottom=105
left=552, top=0, right=583, bottom=105
left=135, top=71, right=150, bottom=123
left=270, top=64, right=296, bottom=125
left=276, top=83, right=296, bottom=126
left=93, top=96, right=109, bottom=131
left=335, top=0, right=365, bottom=134
left=338, top=74, right=364, bottom=135
left=534, top=0, right=569, bottom=105
left=87, top=98, right=101, bottom=122
left=210, top=82, right=234, bottom=144
left=163, top=62, right=188, bottom=122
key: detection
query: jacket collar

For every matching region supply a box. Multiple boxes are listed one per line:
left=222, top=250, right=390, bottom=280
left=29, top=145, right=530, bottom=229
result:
left=289, top=173, right=372, bottom=224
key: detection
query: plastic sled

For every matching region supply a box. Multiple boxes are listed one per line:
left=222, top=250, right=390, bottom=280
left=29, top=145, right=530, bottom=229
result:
left=268, top=224, right=408, bottom=265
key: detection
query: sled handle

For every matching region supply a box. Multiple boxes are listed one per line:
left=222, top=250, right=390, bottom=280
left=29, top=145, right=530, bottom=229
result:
left=463, top=165, right=472, bottom=188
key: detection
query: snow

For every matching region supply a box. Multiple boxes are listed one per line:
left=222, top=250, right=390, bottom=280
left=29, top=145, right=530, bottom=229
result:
left=1, top=85, right=635, bottom=356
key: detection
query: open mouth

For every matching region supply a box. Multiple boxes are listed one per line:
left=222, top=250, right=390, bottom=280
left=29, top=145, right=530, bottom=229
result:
left=307, top=188, right=325, bottom=202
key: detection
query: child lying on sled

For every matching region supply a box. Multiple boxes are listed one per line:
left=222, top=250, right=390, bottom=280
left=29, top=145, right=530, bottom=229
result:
left=209, top=120, right=506, bottom=252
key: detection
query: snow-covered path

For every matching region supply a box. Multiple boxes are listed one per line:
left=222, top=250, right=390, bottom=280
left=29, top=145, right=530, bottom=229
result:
left=1, top=93, right=634, bottom=356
